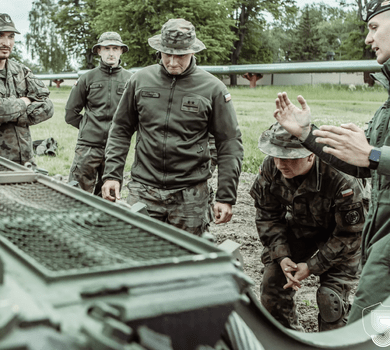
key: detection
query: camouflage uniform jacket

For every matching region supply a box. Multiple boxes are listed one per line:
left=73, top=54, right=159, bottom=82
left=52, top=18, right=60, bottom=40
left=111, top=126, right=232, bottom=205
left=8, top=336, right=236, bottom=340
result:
left=65, top=60, right=132, bottom=148
left=0, top=59, right=53, bottom=164
left=302, top=58, right=390, bottom=266
left=103, top=57, right=243, bottom=205
left=250, top=155, right=369, bottom=275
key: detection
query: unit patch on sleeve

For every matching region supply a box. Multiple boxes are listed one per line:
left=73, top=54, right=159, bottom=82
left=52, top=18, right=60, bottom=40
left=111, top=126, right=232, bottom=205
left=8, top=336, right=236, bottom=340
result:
left=224, top=93, right=232, bottom=102
left=339, top=202, right=363, bottom=226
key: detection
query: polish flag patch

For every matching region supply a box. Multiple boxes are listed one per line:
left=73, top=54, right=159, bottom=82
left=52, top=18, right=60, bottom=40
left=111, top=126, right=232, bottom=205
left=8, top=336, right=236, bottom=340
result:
left=341, top=189, right=354, bottom=197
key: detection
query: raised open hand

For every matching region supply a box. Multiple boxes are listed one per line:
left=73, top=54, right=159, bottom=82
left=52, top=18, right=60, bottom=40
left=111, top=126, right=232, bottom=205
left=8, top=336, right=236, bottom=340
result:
left=274, top=92, right=312, bottom=141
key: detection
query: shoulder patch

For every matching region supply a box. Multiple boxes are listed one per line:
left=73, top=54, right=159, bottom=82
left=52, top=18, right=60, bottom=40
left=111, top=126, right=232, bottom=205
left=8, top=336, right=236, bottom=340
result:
left=224, top=93, right=231, bottom=102
left=74, top=80, right=79, bottom=86
left=339, top=202, right=363, bottom=226
left=344, top=210, right=361, bottom=225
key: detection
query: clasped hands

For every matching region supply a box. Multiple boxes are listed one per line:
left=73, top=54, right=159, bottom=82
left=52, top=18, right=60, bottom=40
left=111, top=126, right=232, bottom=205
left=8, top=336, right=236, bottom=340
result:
left=280, top=257, right=310, bottom=291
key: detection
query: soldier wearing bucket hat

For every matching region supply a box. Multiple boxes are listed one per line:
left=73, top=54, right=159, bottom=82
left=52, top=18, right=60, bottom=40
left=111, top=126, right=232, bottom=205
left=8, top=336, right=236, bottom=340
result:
left=250, top=122, right=369, bottom=331
left=273, top=0, right=390, bottom=326
left=101, top=18, right=243, bottom=237
left=0, top=13, right=54, bottom=165
left=65, top=32, right=132, bottom=195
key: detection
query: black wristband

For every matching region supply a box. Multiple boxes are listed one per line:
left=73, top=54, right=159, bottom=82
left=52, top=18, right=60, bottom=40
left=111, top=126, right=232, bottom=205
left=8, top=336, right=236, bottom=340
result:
left=368, top=148, right=381, bottom=170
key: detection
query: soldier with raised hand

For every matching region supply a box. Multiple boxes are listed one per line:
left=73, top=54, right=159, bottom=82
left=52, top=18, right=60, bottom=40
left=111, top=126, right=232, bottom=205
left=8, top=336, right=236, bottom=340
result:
left=101, top=18, right=243, bottom=236
left=250, top=122, right=369, bottom=331
left=65, top=32, right=132, bottom=195
left=273, top=0, right=390, bottom=325
left=0, top=13, right=53, bottom=165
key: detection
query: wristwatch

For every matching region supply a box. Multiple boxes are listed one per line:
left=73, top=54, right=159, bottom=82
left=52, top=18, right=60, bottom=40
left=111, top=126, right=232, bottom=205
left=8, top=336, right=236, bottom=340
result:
left=368, top=147, right=381, bottom=170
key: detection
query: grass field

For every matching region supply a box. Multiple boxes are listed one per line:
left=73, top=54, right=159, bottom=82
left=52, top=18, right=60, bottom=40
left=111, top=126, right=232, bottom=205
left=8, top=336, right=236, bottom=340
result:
left=30, top=84, right=388, bottom=176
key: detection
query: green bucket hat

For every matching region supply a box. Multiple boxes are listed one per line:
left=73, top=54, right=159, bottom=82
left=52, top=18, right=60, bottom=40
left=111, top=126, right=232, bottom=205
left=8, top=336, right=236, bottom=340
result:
left=92, top=32, right=129, bottom=54
left=0, top=13, right=20, bottom=34
left=258, top=123, right=313, bottom=159
left=148, top=18, right=206, bottom=55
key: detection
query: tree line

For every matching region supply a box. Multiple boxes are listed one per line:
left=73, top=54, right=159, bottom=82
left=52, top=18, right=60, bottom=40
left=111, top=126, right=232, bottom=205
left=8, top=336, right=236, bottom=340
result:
left=12, top=0, right=373, bottom=85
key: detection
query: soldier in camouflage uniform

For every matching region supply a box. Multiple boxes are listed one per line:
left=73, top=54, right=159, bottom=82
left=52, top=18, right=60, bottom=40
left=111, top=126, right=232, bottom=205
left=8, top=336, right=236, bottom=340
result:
left=102, top=19, right=243, bottom=236
left=0, top=13, right=53, bottom=165
left=250, top=123, right=369, bottom=331
left=65, top=32, right=132, bottom=195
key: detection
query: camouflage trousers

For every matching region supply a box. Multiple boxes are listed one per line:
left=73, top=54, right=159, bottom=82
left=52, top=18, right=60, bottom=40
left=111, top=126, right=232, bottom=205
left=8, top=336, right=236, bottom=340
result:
left=68, top=145, right=105, bottom=196
left=261, top=231, right=361, bottom=332
left=126, top=179, right=212, bottom=236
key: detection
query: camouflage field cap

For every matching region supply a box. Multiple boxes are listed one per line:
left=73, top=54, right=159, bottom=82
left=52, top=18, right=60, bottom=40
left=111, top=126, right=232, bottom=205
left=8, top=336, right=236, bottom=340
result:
left=92, top=32, right=129, bottom=54
left=0, top=14, right=20, bottom=34
left=148, top=18, right=206, bottom=55
left=258, top=123, right=313, bottom=159
left=362, top=0, right=390, bottom=22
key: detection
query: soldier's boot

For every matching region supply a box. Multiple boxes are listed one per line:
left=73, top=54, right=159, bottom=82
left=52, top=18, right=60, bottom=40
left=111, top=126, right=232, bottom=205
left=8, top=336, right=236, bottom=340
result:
left=317, top=286, right=350, bottom=331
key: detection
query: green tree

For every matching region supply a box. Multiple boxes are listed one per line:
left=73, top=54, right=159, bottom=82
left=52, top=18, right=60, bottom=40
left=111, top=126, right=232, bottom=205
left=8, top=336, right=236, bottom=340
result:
left=52, top=0, right=99, bottom=69
left=229, top=0, right=297, bottom=84
left=92, top=0, right=236, bottom=68
left=340, top=0, right=376, bottom=84
left=26, top=0, right=68, bottom=73
left=9, top=41, right=23, bottom=63
left=285, top=6, right=326, bottom=61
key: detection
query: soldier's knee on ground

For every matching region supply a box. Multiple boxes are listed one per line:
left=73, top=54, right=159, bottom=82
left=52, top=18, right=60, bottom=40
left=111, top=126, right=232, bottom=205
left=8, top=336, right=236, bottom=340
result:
left=317, top=286, right=349, bottom=331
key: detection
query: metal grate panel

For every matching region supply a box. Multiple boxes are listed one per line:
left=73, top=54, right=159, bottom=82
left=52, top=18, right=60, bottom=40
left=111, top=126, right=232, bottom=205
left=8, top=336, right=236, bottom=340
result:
left=0, top=181, right=194, bottom=275
left=0, top=164, right=13, bottom=172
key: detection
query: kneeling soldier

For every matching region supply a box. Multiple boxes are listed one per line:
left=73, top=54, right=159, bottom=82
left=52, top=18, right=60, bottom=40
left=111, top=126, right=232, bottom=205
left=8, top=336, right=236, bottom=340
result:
left=250, top=123, right=370, bottom=331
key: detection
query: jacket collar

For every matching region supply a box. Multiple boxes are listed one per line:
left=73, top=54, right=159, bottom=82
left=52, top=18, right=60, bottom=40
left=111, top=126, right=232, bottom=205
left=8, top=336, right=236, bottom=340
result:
left=372, top=57, right=390, bottom=92
left=99, top=59, right=122, bottom=74
left=159, top=56, right=197, bottom=78
left=5, top=59, right=22, bottom=75
left=275, top=155, right=321, bottom=193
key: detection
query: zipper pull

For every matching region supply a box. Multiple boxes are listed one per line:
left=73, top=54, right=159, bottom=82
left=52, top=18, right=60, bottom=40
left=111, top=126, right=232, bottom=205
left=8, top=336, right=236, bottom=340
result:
left=171, top=77, right=176, bottom=89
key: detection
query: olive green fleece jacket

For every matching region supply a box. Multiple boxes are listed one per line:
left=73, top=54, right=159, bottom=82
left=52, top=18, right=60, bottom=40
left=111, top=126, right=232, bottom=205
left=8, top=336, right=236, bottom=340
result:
left=103, top=58, right=243, bottom=205
left=65, top=60, right=132, bottom=148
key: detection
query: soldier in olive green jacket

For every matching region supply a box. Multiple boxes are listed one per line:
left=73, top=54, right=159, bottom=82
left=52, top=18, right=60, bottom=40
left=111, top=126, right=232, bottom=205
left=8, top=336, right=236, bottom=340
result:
left=102, top=19, right=243, bottom=236
left=0, top=13, right=53, bottom=165
left=274, top=0, right=390, bottom=326
left=65, top=32, right=131, bottom=195
left=251, top=123, right=369, bottom=331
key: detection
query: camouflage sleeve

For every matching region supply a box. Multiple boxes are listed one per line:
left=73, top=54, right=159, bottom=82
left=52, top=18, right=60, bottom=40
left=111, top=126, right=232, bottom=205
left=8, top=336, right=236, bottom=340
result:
left=0, top=96, right=27, bottom=124
left=306, top=177, right=368, bottom=275
left=249, top=159, right=291, bottom=261
left=64, top=77, right=87, bottom=128
left=17, top=69, right=53, bottom=126
left=0, top=68, right=53, bottom=126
